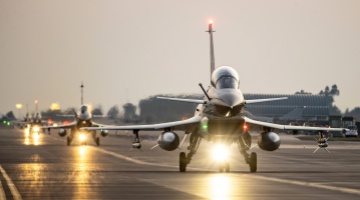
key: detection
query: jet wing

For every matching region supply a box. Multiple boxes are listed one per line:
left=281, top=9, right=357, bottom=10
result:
left=42, top=121, right=77, bottom=129
left=157, top=97, right=206, bottom=104
left=244, top=117, right=347, bottom=132
left=81, top=115, right=201, bottom=132
left=245, top=97, right=288, bottom=104
left=91, top=121, right=110, bottom=128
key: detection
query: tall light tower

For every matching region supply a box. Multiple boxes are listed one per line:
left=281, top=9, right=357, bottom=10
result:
left=80, top=82, right=84, bottom=105
left=15, top=104, right=22, bottom=119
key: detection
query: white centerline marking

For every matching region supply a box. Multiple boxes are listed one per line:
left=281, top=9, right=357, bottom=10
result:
left=0, top=165, right=22, bottom=200
left=45, top=133, right=360, bottom=196
left=91, top=146, right=360, bottom=196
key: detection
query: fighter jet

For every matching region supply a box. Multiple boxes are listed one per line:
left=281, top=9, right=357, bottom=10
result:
left=313, top=131, right=330, bottom=153
left=81, top=21, right=346, bottom=172
left=45, top=83, right=108, bottom=146
left=14, top=101, right=46, bottom=136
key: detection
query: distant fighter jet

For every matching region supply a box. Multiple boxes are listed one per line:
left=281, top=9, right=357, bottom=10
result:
left=313, top=131, right=330, bottom=153
left=82, top=21, right=346, bottom=172
left=44, top=83, right=108, bottom=146
left=14, top=101, right=46, bottom=136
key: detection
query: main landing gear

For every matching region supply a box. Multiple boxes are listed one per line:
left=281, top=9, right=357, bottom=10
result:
left=219, top=162, right=230, bottom=173
left=179, top=131, right=257, bottom=173
left=179, top=132, right=202, bottom=172
left=238, top=132, right=257, bottom=172
left=67, top=136, right=73, bottom=146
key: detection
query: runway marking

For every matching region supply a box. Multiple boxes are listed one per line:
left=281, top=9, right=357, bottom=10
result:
left=0, top=165, right=22, bottom=200
left=89, top=146, right=179, bottom=169
left=242, top=174, right=360, bottom=196
left=0, top=177, right=6, bottom=200
left=45, top=133, right=360, bottom=196
left=91, top=146, right=360, bottom=196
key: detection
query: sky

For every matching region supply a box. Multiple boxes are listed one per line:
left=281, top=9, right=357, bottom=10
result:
left=1, top=0, right=360, bottom=117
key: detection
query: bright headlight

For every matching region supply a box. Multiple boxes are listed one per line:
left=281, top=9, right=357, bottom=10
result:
left=212, top=144, right=229, bottom=162
left=79, top=133, right=86, bottom=141
left=32, top=126, right=40, bottom=132
left=32, top=133, right=40, bottom=140
left=24, top=129, right=30, bottom=137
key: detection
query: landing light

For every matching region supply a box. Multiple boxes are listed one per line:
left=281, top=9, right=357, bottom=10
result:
left=32, top=126, right=40, bottom=132
left=24, top=129, right=30, bottom=137
left=79, top=133, right=86, bottom=142
left=32, top=133, right=40, bottom=140
left=212, top=144, right=229, bottom=162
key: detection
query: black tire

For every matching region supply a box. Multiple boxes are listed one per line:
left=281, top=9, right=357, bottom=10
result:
left=179, top=152, right=187, bottom=172
left=67, top=137, right=71, bottom=146
left=96, top=137, right=100, bottom=146
left=249, top=152, right=257, bottom=173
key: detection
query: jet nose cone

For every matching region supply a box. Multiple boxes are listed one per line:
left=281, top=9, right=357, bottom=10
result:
left=211, top=89, right=245, bottom=117
left=212, top=90, right=244, bottom=108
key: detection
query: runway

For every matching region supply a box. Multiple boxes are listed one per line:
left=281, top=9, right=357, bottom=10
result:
left=1, top=127, right=360, bottom=199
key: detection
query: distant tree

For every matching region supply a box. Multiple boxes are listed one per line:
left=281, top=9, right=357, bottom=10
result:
left=324, top=86, right=330, bottom=96
left=107, top=105, right=119, bottom=119
left=63, top=107, right=77, bottom=115
left=92, top=105, right=103, bottom=116
left=41, top=109, right=62, bottom=120
left=329, top=105, right=341, bottom=115
left=295, top=90, right=312, bottom=94
left=319, top=84, right=340, bottom=97
left=345, top=107, right=360, bottom=120
left=330, top=84, right=340, bottom=96
left=5, top=111, right=16, bottom=120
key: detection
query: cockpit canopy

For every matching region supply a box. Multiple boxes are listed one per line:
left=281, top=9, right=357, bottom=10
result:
left=80, top=105, right=88, bottom=113
left=211, top=66, right=240, bottom=89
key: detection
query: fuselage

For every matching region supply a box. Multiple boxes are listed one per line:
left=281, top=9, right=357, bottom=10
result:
left=196, top=66, right=247, bottom=141
left=75, top=104, right=93, bottom=130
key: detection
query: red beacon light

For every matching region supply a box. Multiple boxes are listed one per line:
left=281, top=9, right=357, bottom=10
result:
left=243, top=124, right=248, bottom=130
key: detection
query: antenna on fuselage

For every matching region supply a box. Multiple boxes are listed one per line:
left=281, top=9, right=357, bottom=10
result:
left=206, top=20, right=216, bottom=80
left=80, top=82, right=84, bottom=105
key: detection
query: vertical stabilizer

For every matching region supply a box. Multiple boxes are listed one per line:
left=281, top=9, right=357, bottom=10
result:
left=206, top=20, right=216, bottom=79
left=80, top=82, right=84, bottom=105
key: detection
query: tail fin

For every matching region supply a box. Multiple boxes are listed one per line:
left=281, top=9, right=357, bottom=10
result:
left=206, top=20, right=215, bottom=79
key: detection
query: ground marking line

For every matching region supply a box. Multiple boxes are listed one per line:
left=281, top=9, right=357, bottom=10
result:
left=45, top=133, right=360, bottom=196
left=241, top=174, right=360, bottom=196
left=92, top=146, right=360, bottom=196
left=0, top=176, right=6, bottom=200
left=0, top=165, right=22, bottom=200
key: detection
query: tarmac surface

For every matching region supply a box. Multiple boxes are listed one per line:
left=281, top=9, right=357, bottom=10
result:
left=0, top=127, right=360, bottom=199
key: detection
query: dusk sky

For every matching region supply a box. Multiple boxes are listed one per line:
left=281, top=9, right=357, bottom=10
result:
left=1, top=0, right=360, bottom=116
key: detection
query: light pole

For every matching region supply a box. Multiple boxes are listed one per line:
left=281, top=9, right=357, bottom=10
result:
left=15, top=104, right=23, bottom=119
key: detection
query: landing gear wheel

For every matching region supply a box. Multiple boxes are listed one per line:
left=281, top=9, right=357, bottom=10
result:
left=219, top=162, right=230, bottom=173
left=249, top=152, right=257, bottom=173
left=179, top=152, right=187, bottom=172
left=67, top=136, right=71, bottom=146
left=95, top=137, right=100, bottom=146
left=225, top=162, right=230, bottom=173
